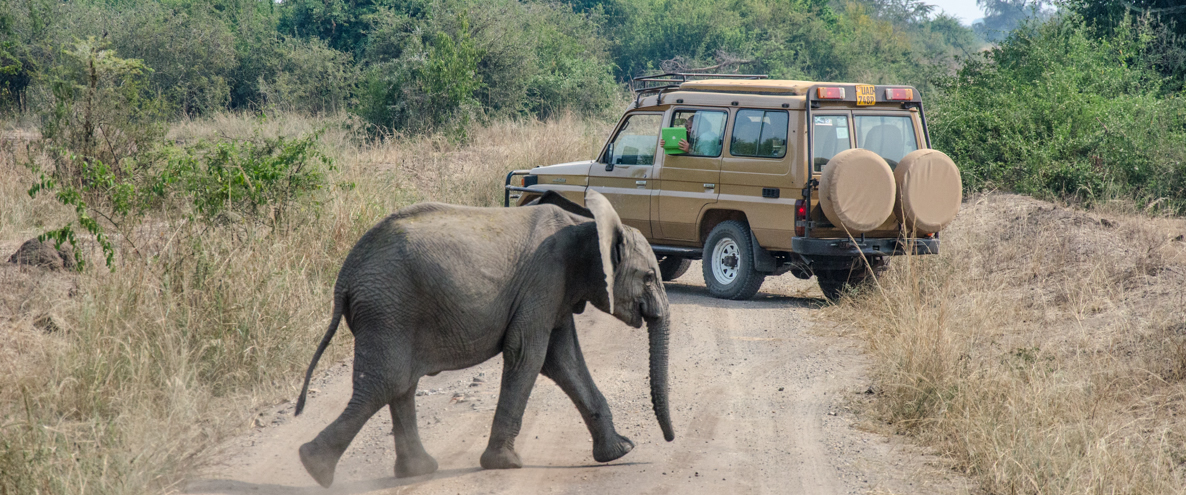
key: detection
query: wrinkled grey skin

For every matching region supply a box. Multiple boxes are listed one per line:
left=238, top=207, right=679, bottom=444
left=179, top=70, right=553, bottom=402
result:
left=293, top=190, right=674, bottom=488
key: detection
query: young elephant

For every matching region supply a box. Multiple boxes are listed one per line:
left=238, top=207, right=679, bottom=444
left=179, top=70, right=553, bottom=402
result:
left=293, top=190, right=674, bottom=487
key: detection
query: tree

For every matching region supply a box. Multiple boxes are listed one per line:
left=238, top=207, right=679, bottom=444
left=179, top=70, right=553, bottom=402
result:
left=1067, top=0, right=1186, bottom=92
left=975, top=0, right=1053, bottom=41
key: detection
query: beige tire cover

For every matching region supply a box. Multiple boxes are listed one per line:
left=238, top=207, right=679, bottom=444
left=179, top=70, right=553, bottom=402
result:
left=894, top=149, right=962, bottom=234
left=819, top=148, right=896, bottom=234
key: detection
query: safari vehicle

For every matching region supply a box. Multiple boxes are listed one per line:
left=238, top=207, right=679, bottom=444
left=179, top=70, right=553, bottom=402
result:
left=504, top=73, right=962, bottom=300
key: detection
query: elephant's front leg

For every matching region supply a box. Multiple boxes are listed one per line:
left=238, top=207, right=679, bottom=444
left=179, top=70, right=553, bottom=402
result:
left=480, top=325, right=551, bottom=470
left=390, top=388, right=438, bottom=478
left=541, top=315, right=634, bottom=463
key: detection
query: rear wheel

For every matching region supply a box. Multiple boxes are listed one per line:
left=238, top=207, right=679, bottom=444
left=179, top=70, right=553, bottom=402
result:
left=658, top=256, right=692, bottom=281
left=816, top=257, right=888, bottom=301
left=702, top=221, right=765, bottom=300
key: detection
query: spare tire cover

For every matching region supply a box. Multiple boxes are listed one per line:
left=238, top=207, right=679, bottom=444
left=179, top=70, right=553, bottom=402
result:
left=894, top=149, right=962, bottom=234
left=819, top=148, right=896, bottom=234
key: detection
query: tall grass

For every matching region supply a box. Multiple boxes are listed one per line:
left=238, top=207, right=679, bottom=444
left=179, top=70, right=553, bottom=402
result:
left=827, top=193, right=1186, bottom=493
left=0, top=112, right=610, bottom=494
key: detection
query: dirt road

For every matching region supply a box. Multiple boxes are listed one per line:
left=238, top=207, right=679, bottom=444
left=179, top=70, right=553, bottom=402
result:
left=187, top=265, right=969, bottom=495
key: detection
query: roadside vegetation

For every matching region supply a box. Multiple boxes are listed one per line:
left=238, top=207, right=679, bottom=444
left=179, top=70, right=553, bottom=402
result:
left=0, top=113, right=608, bottom=493
left=1, top=0, right=1184, bottom=493
left=827, top=193, right=1186, bottom=493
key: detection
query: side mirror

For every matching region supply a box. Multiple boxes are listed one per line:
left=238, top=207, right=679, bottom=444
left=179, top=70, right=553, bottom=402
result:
left=604, top=143, right=615, bottom=171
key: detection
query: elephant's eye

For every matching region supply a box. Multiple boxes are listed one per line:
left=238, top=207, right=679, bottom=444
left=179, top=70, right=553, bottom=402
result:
left=645, top=270, right=657, bottom=283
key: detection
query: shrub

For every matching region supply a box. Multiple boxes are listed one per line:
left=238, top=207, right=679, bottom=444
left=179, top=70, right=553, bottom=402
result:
left=353, top=1, right=618, bottom=134
left=355, top=11, right=482, bottom=135
left=165, top=132, right=335, bottom=228
left=257, top=37, right=358, bottom=115
left=108, top=1, right=238, bottom=115
left=40, top=38, right=166, bottom=174
left=931, top=14, right=1186, bottom=213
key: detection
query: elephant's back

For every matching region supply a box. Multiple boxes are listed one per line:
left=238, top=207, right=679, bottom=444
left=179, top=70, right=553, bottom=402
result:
left=335, top=202, right=572, bottom=308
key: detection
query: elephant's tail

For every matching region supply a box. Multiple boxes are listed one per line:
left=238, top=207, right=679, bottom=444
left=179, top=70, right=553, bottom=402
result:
left=295, top=292, right=346, bottom=416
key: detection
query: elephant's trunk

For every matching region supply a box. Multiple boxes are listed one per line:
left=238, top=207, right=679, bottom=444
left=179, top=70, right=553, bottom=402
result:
left=646, top=314, right=675, bottom=442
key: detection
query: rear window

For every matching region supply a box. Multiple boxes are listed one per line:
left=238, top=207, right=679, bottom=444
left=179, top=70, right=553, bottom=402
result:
left=812, top=115, right=851, bottom=171
left=854, top=115, right=918, bottom=168
left=730, top=109, right=788, bottom=158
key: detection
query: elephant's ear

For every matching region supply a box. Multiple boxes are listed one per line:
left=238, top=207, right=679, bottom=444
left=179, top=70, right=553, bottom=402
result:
left=584, top=190, right=622, bottom=314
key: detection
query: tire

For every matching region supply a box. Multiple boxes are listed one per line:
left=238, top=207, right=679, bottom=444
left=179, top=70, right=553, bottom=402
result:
left=658, top=256, right=692, bottom=281
left=816, top=257, right=888, bottom=302
left=702, top=220, right=766, bottom=300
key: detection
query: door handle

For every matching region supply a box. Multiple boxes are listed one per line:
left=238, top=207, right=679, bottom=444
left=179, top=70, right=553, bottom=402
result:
left=703, top=183, right=716, bottom=189
left=635, top=180, right=647, bottom=186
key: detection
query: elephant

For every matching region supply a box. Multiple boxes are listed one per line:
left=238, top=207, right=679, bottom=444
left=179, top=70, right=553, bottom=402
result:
left=293, top=189, right=675, bottom=488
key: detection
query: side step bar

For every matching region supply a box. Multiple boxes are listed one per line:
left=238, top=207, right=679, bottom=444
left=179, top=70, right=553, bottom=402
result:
left=652, top=245, right=703, bottom=260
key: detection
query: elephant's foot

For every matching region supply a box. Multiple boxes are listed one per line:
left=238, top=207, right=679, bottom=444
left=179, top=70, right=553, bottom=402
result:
left=592, top=433, right=634, bottom=463
left=480, top=445, right=523, bottom=470
left=394, top=452, right=439, bottom=478
left=299, top=441, right=339, bottom=488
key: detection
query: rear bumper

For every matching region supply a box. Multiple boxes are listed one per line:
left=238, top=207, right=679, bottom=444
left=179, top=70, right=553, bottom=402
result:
left=791, top=236, right=938, bottom=257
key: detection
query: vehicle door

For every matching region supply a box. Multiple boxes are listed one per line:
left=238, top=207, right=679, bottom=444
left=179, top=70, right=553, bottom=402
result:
left=719, top=108, right=797, bottom=250
left=810, top=111, right=854, bottom=173
left=589, top=112, right=662, bottom=237
left=655, top=108, right=729, bottom=242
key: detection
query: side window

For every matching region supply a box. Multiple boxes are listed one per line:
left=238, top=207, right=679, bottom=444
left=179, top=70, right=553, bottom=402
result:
left=606, top=114, right=662, bottom=165
left=730, top=109, right=789, bottom=158
left=813, top=115, right=851, bottom=171
left=671, top=109, right=727, bottom=157
left=854, top=115, right=919, bottom=168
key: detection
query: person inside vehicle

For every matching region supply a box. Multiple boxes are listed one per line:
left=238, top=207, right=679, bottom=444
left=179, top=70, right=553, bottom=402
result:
left=659, top=112, right=723, bottom=156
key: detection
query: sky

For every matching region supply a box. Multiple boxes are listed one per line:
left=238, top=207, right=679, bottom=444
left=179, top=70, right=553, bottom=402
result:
left=924, top=0, right=987, bottom=25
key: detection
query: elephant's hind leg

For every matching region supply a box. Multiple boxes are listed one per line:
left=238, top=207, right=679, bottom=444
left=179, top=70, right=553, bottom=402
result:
left=299, top=389, right=386, bottom=488
left=300, top=341, right=406, bottom=488
left=390, top=387, right=438, bottom=478
left=541, top=315, right=634, bottom=463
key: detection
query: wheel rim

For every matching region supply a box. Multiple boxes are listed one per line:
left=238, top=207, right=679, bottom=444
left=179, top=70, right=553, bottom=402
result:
left=711, top=237, right=740, bottom=285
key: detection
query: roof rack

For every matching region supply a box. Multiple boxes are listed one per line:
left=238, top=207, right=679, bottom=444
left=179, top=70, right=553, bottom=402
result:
left=629, top=73, right=769, bottom=107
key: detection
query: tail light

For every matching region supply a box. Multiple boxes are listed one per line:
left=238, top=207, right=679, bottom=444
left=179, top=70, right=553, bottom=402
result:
left=884, top=88, right=913, bottom=101
left=795, top=199, right=807, bottom=237
left=816, top=87, right=845, bottom=99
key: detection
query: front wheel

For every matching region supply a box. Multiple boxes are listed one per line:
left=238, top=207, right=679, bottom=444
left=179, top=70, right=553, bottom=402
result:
left=702, top=220, right=765, bottom=300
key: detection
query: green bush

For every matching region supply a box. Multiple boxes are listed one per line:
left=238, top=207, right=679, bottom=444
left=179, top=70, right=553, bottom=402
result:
left=41, top=38, right=166, bottom=180
left=353, top=1, right=618, bottom=134
left=522, top=2, right=618, bottom=119
left=109, top=2, right=238, bottom=115
left=355, top=11, right=483, bottom=134
left=931, top=14, right=1186, bottom=212
left=257, top=37, right=358, bottom=115
left=166, top=133, right=335, bottom=228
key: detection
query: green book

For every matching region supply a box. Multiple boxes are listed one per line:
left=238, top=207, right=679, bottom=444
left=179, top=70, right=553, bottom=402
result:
left=661, top=127, right=687, bottom=155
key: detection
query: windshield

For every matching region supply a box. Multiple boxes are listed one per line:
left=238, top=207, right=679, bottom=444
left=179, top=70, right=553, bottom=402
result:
left=606, top=114, right=661, bottom=165
left=854, top=115, right=918, bottom=168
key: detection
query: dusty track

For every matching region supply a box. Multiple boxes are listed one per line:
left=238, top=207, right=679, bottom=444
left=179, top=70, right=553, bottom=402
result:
left=187, top=265, right=970, bottom=495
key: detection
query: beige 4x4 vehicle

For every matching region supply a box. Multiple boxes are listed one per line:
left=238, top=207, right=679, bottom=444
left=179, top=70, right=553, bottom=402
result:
left=505, top=73, right=962, bottom=300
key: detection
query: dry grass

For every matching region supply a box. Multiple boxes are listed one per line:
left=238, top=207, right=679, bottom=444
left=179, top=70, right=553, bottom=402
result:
left=827, top=192, right=1186, bottom=494
left=0, top=112, right=610, bottom=494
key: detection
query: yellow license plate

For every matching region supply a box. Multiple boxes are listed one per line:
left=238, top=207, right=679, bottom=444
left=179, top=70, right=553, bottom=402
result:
left=856, top=85, right=876, bottom=106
